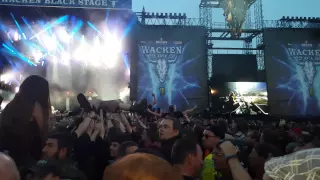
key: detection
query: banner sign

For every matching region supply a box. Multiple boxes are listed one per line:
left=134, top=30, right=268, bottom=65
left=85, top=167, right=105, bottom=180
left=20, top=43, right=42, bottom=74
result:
left=264, top=28, right=320, bottom=116
left=0, top=0, right=132, bottom=9
left=136, top=27, right=208, bottom=110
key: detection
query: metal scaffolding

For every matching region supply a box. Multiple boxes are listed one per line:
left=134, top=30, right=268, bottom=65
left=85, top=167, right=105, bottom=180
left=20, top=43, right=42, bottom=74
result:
left=199, top=1, right=213, bottom=28
left=136, top=16, right=203, bottom=26
left=135, top=7, right=320, bottom=79
left=135, top=16, right=320, bottom=30
left=198, top=0, right=265, bottom=78
left=254, top=0, right=264, bottom=70
left=264, top=20, right=320, bottom=29
left=243, top=6, right=253, bottom=55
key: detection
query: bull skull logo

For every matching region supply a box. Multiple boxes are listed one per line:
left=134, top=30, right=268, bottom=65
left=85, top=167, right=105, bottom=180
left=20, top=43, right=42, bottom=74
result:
left=303, top=61, right=316, bottom=85
left=140, top=39, right=183, bottom=83
left=156, top=59, right=168, bottom=83
left=109, top=0, right=118, bottom=7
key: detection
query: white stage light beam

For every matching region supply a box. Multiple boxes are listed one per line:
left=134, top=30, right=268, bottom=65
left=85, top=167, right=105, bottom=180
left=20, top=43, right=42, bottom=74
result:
left=0, top=73, right=13, bottom=84
left=43, top=34, right=57, bottom=52
left=57, top=27, right=71, bottom=44
left=15, top=87, right=19, bottom=93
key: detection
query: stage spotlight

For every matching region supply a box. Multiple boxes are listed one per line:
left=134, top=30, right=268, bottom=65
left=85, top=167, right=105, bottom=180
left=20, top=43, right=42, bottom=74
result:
left=57, top=27, right=71, bottom=43
left=7, top=29, right=21, bottom=42
left=73, top=36, right=88, bottom=62
left=104, top=32, right=122, bottom=53
left=104, top=53, right=118, bottom=68
left=103, top=32, right=122, bottom=68
left=31, top=48, right=43, bottom=63
left=73, top=48, right=86, bottom=61
left=61, top=53, right=70, bottom=66
left=210, top=89, right=217, bottom=95
left=15, top=86, right=19, bottom=93
left=13, top=31, right=20, bottom=41
left=0, top=73, right=13, bottom=84
left=125, top=69, right=130, bottom=76
left=119, top=87, right=130, bottom=102
left=43, top=35, right=57, bottom=52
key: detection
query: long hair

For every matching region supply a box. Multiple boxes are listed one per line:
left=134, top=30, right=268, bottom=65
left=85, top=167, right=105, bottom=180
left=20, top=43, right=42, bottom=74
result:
left=0, top=75, right=50, bottom=160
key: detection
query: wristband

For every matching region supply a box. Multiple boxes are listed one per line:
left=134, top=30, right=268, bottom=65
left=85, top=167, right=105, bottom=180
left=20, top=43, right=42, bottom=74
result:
left=225, top=154, right=238, bottom=161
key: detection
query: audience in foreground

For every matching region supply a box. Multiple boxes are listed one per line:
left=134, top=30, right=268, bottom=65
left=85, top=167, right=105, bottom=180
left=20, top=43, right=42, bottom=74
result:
left=0, top=75, right=320, bottom=180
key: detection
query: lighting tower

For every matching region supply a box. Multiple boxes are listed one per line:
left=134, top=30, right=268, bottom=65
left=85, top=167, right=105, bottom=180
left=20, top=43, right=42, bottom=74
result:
left=199, top=0, right=220, bottom=79
left=199, top=0, right=215, bottom=28
left=254, top=0, right=264, bottom=70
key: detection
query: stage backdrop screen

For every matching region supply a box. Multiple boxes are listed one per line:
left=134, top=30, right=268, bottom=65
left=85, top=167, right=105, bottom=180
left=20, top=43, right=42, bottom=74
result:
left=135, top=26, right=207, bottom=110
left=264, top=28, right=320, bottom=116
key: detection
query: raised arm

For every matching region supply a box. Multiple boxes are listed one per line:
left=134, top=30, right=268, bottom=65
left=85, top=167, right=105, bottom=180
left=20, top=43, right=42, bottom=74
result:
left=183, top=105, right=197, bottom=115
left=152, top=93, right=157, bottom=106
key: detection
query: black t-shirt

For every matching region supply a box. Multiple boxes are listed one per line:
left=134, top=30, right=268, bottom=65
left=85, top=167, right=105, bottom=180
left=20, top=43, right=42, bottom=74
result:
left=183, top=176, right=196, bottom=180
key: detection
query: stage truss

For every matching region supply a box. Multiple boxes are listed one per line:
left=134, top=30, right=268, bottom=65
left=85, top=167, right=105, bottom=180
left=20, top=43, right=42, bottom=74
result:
left=199, top=0, right=264, bottom=78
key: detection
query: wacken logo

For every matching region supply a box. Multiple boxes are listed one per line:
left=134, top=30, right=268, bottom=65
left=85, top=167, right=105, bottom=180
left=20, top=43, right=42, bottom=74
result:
left=139, top=38, right=183, bottom=83
left=287, top=43, right=320, bottom=95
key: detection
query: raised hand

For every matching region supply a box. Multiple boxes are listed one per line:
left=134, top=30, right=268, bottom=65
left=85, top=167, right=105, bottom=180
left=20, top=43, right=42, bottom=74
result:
left=74, top=111, right=95, bottom=138
left=99, top=109, right=105, bottom=138
left=220, top=141, right=238, bottom=156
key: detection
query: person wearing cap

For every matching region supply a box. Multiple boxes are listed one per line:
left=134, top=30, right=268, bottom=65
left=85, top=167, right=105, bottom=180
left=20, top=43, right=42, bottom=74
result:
left=201, top=125, right=225, bottom=180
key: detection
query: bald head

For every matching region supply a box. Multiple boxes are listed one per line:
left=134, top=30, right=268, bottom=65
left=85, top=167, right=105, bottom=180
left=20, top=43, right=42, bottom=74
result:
left=0, top=153, right=20, bottom=180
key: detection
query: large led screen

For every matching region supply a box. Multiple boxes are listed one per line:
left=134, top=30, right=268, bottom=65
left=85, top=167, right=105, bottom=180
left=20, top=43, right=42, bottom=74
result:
left=264, top=28, right=320, bottom=116
left=135, top=26, right=208, bottom=110
left=212, top=82, right=268, bottom=115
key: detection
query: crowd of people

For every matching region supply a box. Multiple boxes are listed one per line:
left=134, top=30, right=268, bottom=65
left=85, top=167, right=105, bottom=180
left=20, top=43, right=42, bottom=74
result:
left=0, top=75, right=320, bottom=180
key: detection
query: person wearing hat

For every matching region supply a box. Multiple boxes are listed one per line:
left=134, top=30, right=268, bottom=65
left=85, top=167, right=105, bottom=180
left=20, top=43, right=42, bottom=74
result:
left=201, top=125, right=225, bottom=180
